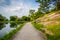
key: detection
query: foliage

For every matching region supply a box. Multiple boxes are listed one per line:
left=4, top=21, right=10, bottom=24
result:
left=29, top=9, right=44, bottom=20
left=36, top=0, right=52, bottom=13
left=36, top=0, right=60, bottom=12
left=35, top=10, right=44, bottom=18
left=10, top=16, right=17, bottom=21
left=29, top=10, right=35, bottom=15
left=10, top=22, right=17, bottom=28
left=0, top=22, right=6, bottom=30
left=29, top=10, right=35, bottom=20
left=16, top=18, right=22, bottom=21
left=10, top=15, right=31, bottom=22
left=21, top=16, right=31, bottom=21
left=0, top=14, right=8, bottom=21
left=55, top=0, right=60, bottom=10
left=46, top=34, right=55, bottom=40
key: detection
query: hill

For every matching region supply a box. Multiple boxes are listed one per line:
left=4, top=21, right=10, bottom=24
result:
left=33, top=10, right=60, bottom=40
left=36, top=10, right=60, bottom=26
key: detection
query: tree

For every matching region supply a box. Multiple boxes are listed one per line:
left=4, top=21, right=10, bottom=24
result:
left=21, top=16, right=31, bottom=21
left=29, top=10, right=35, bottom=20
left=10, top=16, right=17, bottom=21
left=29, top=10, right=35, bottom=15
left=36, top=0, right=52, bottom=13
left=0, top=22, right=6, bottom=30
left=35, top=10, right=44, bottom=19
left=0, top=14, right=4, bottom=21
left=16, top=18, right=22, bottom=21
left=0, top=14, right=8, bottom=21
left=56, top=0, right=60, bottom=10
left=49, top=0, right=60, bottom=10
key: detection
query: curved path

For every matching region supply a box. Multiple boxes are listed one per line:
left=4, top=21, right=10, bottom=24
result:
left=10, top=22, right=46, bottom=40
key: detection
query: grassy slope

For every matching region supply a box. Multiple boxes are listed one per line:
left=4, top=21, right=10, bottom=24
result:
left=33, top=10, right=60, bottom=40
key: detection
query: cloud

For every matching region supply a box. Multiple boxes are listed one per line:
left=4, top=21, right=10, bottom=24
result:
left=5, top=6, right=22, bottom=12
left=0, top=0, right=39, bottom=19
left=0, top=0, right=10, bottom=6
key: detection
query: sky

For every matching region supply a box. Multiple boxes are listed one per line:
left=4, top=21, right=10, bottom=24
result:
left=0, top=0, right=39, bottom=19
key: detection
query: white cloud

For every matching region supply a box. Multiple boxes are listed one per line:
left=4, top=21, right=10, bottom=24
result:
left=0, top=0, right=39, bottom=19
left=9, top=7, right=21, bottom=11
left=5, top=7, right=22, bottom=12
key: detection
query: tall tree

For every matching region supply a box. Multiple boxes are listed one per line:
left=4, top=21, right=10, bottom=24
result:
left=29, top=10, right=35, bottom=20
left=50, top=0, right=60, bottom=10
left=0, top=14, right=8, bottom=21
left=36, top=0, right=52, bottom=13
left=29, top=10, right=35, bottom=15
left=56, top=0, right=60, bottom=10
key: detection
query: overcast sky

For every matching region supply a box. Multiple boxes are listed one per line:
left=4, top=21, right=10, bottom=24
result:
left=0, top=0, right=39, bottom=19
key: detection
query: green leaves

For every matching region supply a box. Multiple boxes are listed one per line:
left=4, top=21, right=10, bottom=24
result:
left=36, top=0, right=56, bottom=13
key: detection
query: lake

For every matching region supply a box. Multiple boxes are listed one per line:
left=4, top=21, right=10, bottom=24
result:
left=0, top=22, right=19, bottom=38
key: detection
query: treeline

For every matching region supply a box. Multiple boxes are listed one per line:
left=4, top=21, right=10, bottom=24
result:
left=10, top=16, right=31, bottom=22
left=0, top=14, right=8, bottom=21
left=29, top=0, right=60, bottom=20
left=0, top=14, right=32, bottom=23
left=0, top=14, right=32, bottom=29
left=0, top=0, right=60, bottom=22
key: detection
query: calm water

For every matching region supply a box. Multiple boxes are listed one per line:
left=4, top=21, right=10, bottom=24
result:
left=0, top=23, right=19, bottom=38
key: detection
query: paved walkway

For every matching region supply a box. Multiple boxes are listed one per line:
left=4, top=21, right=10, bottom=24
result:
left=10, top=22, right=46, bottom=40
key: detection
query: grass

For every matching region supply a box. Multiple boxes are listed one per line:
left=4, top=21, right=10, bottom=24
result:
left=44, top=10, right=60, bottom=17
left=45, top=24, right=60, bottom=40
left=32, top=22, right=45, bottom=33
left=32, top=21, right=60, bottom=40
left=0, top=23, right=26, bottom=40
left=32, top=10, right=60, bottom=40
left=46, top=34, right=55, bottom=40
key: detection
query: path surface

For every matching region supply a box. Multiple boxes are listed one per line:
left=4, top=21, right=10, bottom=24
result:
left=10, top=22, right=46, bottom=40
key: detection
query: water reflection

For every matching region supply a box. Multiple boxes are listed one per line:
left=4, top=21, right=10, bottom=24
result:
left=0, top=22, right=18, bottom=38
left=0, top=22, right=6, bottom=30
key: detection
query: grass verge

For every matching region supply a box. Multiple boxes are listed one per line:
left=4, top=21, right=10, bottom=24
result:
left=0, top=23, right=26, bottom=40
left=45, top=24, right=60, bottom=40
left=32, top=22, right=45, bottom=33
left=32, top=21, right=60, bottom=40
